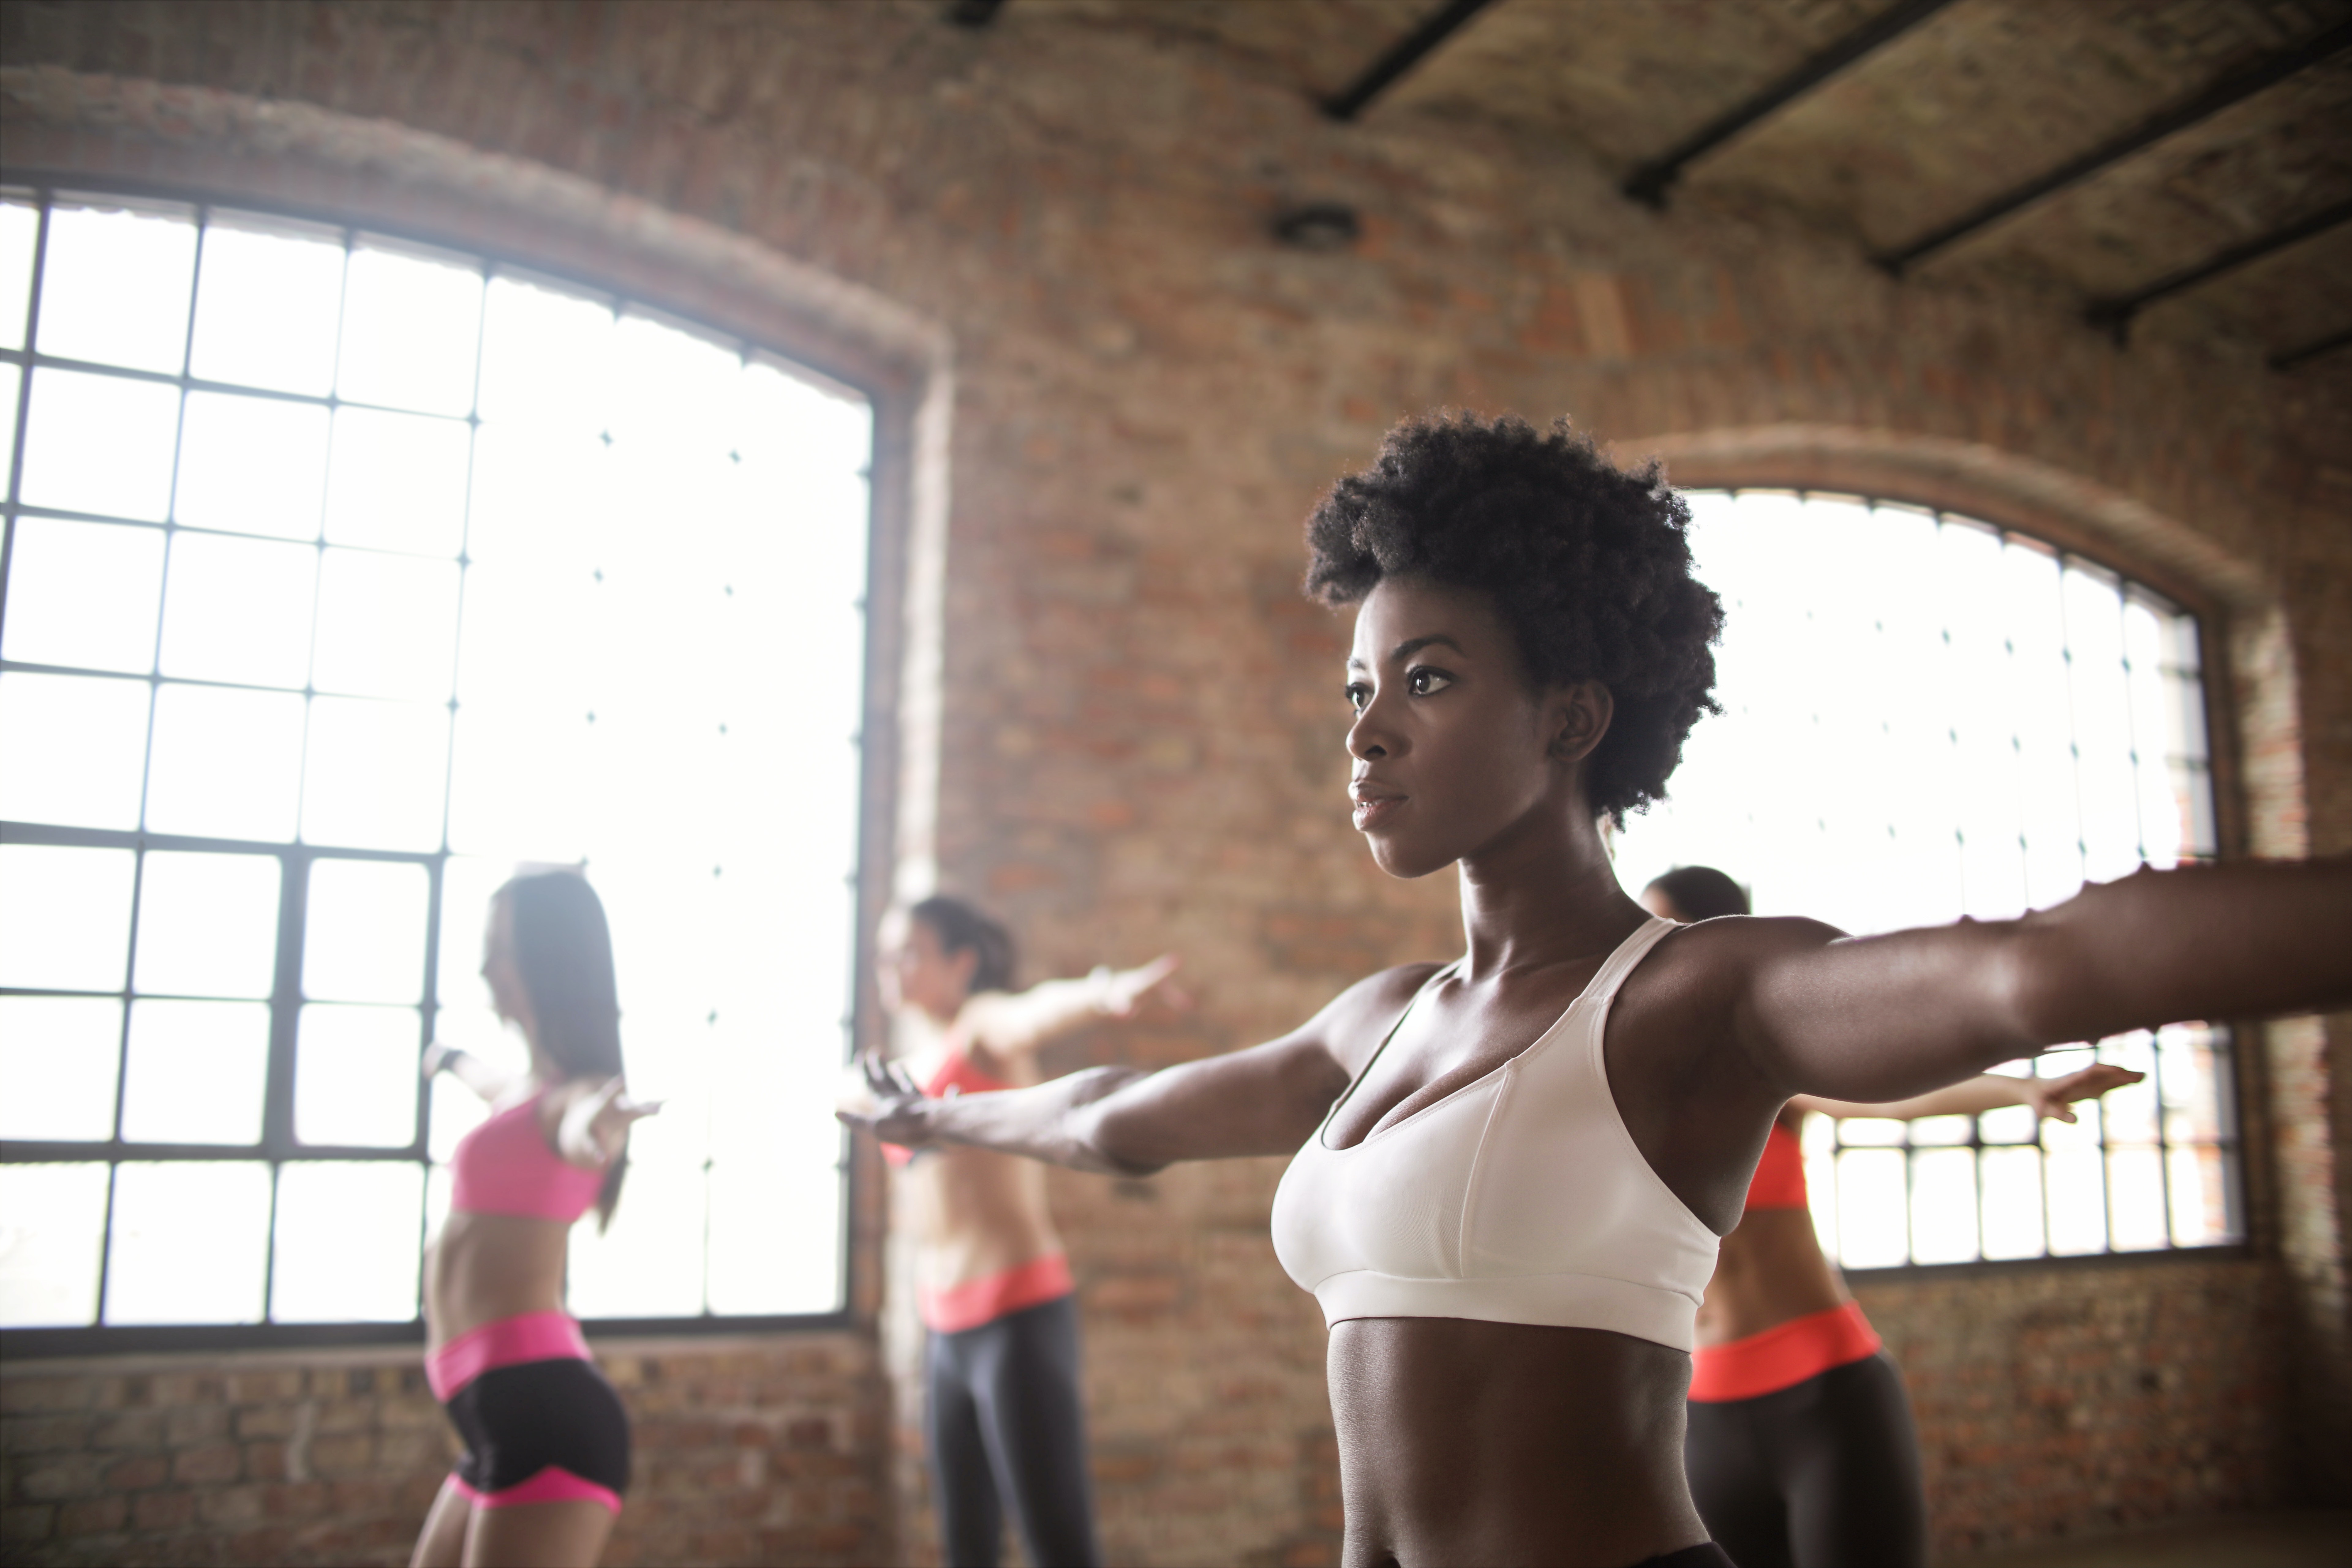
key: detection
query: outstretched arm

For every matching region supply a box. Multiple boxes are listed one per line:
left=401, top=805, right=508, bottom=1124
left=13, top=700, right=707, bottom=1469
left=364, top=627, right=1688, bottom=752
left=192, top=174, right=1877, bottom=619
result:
left=840, top=967, right=1416, bottom=1174
left=1789, top=1062, right=2143, bottom=1124
left=1739, top=857, right=2352, bottom=1103
left=422, top=1042, right=513, bottom=1105
left=960, top=955, right=1187, bottom=1057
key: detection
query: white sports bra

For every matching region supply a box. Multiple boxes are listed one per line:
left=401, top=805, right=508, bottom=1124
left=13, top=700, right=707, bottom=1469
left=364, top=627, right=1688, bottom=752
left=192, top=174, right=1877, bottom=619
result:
left=1270, top=916, right=1720, bottom=1352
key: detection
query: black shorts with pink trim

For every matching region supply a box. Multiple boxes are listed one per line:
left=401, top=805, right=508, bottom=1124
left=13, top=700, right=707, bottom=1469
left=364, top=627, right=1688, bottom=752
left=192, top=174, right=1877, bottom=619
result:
left=443, top=1357, right=630, bottom=1514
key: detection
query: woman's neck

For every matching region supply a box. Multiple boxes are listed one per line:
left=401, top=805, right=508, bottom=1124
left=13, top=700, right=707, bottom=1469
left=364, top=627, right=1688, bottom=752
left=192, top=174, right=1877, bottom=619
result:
left=1454, top=801, right=1645, bottom=982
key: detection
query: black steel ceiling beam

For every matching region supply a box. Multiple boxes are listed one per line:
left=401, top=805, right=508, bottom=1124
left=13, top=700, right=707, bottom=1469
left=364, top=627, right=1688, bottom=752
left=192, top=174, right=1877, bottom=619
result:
left=1878, top=20, right=2352, bottom=275
left=1323, top=0, right=1501, bottom=122
left=2087, top=197, right=2352, bottom=343
left=1622, top=0, right=1963, bottom=209
left=2271, top=324, right=2352, bottom=371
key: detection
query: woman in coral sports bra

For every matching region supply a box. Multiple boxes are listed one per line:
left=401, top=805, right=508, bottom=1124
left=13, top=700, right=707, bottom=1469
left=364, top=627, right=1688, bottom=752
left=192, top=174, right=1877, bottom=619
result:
left=866, top=895, right=1181, bottom=1568
left=1643, top=865, right=2139, bottom=1568
left=409, top=872, right=657, bottom=1568
left=844, top=413, right=2352, bottom=1567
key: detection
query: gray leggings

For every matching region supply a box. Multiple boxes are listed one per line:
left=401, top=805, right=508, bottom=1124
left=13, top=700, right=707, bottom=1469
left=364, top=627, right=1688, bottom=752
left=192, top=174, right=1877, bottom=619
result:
left=925, top=1293, right=1101, bottom=1568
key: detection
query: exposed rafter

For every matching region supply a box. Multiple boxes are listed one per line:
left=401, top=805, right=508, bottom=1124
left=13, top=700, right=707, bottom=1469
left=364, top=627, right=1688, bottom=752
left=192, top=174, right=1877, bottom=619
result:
left=1622, top=0, right=1962, bottom=209
left=1322, top=0, right=1500, bottom=123
left=1878, top=20, right=2352, bottom=276
left=946, top=0, right=1006, bottom=28
left=2272, top=325, right=2352, bottom=371
left=2086, top=197, right=2352, bottom=344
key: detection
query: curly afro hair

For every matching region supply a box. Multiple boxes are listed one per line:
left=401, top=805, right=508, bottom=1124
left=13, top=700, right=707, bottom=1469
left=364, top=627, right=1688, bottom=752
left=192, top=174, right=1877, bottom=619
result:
left=1304, top=411, right=1723, bottom=826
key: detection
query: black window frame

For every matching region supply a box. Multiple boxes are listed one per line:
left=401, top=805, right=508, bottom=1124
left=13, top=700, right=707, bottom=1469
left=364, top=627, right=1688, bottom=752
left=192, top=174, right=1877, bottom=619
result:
left=0, top=173, right=885, bottom=1355
left=1672, top=489, right=2248, bottom=1278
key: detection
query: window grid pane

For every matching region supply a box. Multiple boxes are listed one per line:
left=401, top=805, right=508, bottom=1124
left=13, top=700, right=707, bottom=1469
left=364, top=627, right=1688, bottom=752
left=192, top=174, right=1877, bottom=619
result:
left=1615, top=491, right=2241, bottom=1270
left=2, top=185, right=869, bottom=1337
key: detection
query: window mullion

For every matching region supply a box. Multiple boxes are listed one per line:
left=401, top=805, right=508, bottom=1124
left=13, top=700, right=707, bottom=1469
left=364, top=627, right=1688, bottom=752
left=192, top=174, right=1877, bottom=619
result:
left=263, top=846, right=310, bottom=1158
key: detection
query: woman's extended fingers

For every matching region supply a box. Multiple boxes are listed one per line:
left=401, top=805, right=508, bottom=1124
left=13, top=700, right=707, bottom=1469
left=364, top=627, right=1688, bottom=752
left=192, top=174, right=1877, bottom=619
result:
left=1110, top=953, right=1187, bottom=1016
left=2024, top=1063, right=2146, bottom=1122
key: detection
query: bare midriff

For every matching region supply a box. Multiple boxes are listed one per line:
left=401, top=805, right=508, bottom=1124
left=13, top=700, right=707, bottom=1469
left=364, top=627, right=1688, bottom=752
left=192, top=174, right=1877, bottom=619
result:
left=1694, top=1206, right=1848, bottom=1348
left=1327, top=1318, right=1709, bottom=1568
left=424, top=1211, right=573, bottom=1351
left=903, top=1143, right=1065, bottom=1292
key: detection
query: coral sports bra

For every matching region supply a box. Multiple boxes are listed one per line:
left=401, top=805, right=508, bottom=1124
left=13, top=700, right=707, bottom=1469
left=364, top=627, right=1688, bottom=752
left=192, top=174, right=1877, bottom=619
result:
left=450, top=1091, right=605, bottom=1223
left=1746, top=1120, right=1809, bottom=1212
left=1271, top=916, right=1721, bottom=1352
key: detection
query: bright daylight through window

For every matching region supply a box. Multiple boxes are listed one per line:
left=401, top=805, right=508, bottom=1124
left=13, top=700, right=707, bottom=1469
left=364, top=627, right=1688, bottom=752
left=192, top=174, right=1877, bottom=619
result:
left=0, top=188, right=871, bottom=1338
left=1612, top=491, right=2239, bottom=1270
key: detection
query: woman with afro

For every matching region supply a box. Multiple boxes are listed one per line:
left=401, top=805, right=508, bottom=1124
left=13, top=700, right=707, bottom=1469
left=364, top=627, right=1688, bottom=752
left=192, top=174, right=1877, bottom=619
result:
left=846, top=412, right=2352, bottom=1566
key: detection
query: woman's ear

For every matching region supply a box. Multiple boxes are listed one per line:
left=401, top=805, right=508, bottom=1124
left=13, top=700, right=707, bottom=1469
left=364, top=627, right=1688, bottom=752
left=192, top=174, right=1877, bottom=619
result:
left=1548, top=680, right=1614, bottom=765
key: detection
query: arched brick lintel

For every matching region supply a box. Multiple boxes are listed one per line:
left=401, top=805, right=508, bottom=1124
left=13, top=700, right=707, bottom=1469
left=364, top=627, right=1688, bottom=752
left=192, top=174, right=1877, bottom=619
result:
left=1625, top=422, right=2268, bottom=621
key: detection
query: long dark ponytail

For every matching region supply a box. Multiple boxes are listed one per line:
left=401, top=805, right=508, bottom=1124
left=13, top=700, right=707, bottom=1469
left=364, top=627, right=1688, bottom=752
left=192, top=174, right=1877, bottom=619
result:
left=502, top=871, right=628, bottom=1231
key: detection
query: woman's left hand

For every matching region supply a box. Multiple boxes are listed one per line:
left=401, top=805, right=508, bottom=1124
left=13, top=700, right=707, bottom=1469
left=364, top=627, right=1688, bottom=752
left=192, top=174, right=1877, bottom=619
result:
left=2019, top=1062, right=2144, bottom=1123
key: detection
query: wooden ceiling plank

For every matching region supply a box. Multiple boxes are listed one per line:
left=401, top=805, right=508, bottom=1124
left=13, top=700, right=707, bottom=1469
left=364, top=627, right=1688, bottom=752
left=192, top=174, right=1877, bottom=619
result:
left=1620, top=0, right=1965, bottom=209
left=2270, top=325, right=2352, bottom=372
left=1878, top=18, right=2352, bottom=277
left=2086, top=197, right=2352, bottom=345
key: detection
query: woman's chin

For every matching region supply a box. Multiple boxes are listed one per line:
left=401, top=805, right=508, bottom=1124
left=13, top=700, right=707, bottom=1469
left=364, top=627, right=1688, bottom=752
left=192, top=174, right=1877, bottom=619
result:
left=1363, top=832, right=1456, bottom=882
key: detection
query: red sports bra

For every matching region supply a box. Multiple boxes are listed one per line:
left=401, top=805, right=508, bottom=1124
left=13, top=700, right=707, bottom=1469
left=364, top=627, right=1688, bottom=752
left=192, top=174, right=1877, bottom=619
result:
left=881, top=1040, right=1012, bottom=1168
left=1745, top=1120, right=1808, bottom=1212
left=450, top=1091, right=605, bottom=1223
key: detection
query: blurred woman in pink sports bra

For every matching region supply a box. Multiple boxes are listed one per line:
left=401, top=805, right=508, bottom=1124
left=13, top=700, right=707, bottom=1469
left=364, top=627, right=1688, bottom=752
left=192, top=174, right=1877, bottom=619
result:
left=860, top=895, right=1180, bottom=1568
left=409, top=872, right=657, bottom=1568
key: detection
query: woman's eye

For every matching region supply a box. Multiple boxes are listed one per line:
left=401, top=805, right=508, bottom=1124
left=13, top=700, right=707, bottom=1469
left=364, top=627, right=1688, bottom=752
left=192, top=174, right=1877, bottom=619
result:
left=1344, top=683, right=1370, bottom=713
left=1407, top=667, right=1454, bottom=696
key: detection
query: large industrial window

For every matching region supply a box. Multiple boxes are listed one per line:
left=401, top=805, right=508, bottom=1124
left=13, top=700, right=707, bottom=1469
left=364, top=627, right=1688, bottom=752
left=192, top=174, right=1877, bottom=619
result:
left=1613, top=491, right=2239, bottom=1269
left=0, top=187, right=871, bottom=1345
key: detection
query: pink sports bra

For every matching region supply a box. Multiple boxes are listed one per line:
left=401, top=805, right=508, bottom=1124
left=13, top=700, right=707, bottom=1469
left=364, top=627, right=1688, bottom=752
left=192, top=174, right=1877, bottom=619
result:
left=450, top=1091, right=605, bottom=1223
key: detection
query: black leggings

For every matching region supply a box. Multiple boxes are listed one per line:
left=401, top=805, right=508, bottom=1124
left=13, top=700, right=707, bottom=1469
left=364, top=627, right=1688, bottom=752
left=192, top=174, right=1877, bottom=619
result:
left=1683, top=1352, right=1926, bottom=1568
left=926, top=1293, right=1101, bottom=1568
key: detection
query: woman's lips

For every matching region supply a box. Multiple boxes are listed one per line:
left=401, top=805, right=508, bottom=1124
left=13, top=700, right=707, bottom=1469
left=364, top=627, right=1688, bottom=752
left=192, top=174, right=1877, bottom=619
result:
left=1351, top=792, right=1405, bottom=831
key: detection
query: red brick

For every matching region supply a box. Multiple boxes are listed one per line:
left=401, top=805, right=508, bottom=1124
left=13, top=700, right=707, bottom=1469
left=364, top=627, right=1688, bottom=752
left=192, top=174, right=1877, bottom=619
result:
left=171, top=1442, right=243, bottom=1486
left=129, top=1487, right=195, bottom=1530
left=15, top=1454, right=105, bottom=1500
left=1, top=1415, right=91, bottom=1455
left=102, top=1453, right=171, bottom=1492
left=1, top=1379, right=91, bottom=1415
left=0, top=1505, right=55, bottom=1543
left=55, top=1492, right=128, bottom=1536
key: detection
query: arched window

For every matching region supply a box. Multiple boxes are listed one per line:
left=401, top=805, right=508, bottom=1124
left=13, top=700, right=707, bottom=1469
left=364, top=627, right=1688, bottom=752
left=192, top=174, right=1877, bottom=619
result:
left=1614, top=490, right=2239, bottom=1269
left=0, top=186, right=872, bottom=1345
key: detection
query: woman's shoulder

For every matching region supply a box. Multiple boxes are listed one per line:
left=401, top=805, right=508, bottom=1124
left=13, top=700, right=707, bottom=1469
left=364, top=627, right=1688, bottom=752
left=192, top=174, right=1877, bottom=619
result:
left=1312, top=961, right=1454, bottom=1035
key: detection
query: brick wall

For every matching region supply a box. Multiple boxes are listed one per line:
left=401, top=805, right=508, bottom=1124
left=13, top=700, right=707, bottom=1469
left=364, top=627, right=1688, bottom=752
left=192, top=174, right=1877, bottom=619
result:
left=2, top=2, right=2348, bottom=1563
left=1856, top=1257, right=2292, bottom=1559
left=0, top=1336, right=888, bottom=1567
